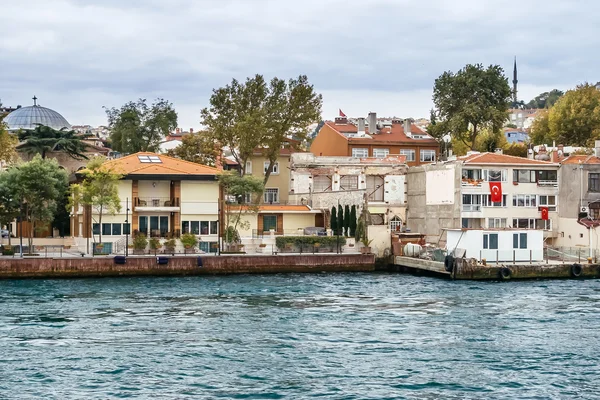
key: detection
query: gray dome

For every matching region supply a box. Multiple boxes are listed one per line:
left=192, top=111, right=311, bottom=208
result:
left=4, top=105, right=71, bottom=131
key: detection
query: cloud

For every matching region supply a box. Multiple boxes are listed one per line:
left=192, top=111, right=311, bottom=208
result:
left=1, top=0, right=598, bottom=128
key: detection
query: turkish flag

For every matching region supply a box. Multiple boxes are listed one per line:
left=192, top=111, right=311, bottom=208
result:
left=541, top=207, right=549, bottom=220
left=339, top=109, right=346, bottom=117
left=489, top=182, right=502, bottom=203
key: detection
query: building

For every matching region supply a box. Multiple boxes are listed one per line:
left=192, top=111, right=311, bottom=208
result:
left=447, top=228, right=543, bottom=262
left=71, top=152, right=221, bottom=254
left=158, top=128, right=195, bottom=153
left=407, top=151, right=560, bottom=244
left=504, top=128, right=529, bottom=144
left=4, top=97, right=71, bottom=132
left=556, top=151, right=600, bottom=249
left=310, top=113, right=439, bottom=166
left=507, top=108, right=541, bottom=130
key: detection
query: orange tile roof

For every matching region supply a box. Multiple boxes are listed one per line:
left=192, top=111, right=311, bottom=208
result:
left=459, top=152, right=557, bottom=165
left=561, top=155, right=600, bottom=165
left=324, top=121, right=438, bottom=145
left=101, top=152, right=220, bottom=176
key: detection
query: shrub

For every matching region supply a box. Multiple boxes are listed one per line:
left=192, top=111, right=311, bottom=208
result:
left=224, top=226, right=240, bottom=244
left=133, top=233, right=148, bottom=250
left=180, top=233, right=198, bottom=249
left=164, top=238, right=176, bottom=253
left=149, top=237, right=161, bottom=250
left=275, top=236, right=346, bottom=249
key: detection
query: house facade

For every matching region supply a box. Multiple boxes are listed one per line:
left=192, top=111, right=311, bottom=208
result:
left=71, top=152, right=221, bottom=253
left=310, top=113, right=439, bottom=167
left=407, top=152, right=560, bottom=244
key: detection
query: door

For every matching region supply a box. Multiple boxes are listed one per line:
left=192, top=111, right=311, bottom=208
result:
left=263, top=215, right=277, bottom=232
left=139, top=216, right=148, bottom=236
left=160, top=216, right=169, bottom=237
left=150, top=216, right=159, bottom=237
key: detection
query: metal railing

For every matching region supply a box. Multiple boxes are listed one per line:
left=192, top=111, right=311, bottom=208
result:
left=134, top=229, right=181, bottom=238
left=225, top=199, right=312, bottom=206
left=134, top=197, right=180, bottom=207
left=462, top=204, right=482, bottom=212
left=537, top=180, right=558, bottom=187
left=252, top=229, right=307, bottom=239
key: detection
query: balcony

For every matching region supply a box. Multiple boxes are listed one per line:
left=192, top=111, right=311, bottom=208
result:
left=537, top=180, right=558, bottom=188
left=462, top=204, right=482, bottom=212
left=461, top=179, right=483, bottom=187
left=134, top=197, right=180, bottom=212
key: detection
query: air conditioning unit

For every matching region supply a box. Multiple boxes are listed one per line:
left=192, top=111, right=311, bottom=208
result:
left=581, top=206, right=589, bottom=213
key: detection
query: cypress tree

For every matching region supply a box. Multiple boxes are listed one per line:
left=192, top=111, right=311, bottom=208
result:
left=338, top=205, right=344, bottom=236
left=330, top=206, right=337, bottom=233
left=350, top=205, right=357, bottom=237
left=344, top=204, right=351, bottom=237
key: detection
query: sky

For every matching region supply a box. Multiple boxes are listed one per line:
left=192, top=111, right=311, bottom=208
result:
left=1, top=0, right=599, bottom=129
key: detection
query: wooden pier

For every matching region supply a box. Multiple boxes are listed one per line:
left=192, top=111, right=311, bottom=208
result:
left=393, top=256, right=600, bottom=280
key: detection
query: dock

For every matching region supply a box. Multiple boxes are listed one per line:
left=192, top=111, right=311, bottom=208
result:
left=393, top=256, right=600, bottom=280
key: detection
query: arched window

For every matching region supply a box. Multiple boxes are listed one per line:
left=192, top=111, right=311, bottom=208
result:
left=389, top=216, right=403, bottom=232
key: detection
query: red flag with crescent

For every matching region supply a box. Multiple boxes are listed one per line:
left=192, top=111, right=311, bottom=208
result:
left=339, top=109, right=346, bottom=117
left=541, top=207, right=549, bottom=220
left=489, top=182, right=502, bottom=203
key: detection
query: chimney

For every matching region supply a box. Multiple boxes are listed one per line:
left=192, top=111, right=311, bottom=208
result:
left=494, top=148, right=503, bottom=155
left=595, top=140, right=600, bottom=158
left=368, top=112, right=377, bottom=134
left=334, top=116, right=348, bottom=124
left=404, top=119, right=412, bottom=137
left=357, top=118, right=366, bottom=136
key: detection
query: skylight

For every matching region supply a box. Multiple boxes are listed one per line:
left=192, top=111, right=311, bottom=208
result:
left=138, top=155, right=162, bottom=163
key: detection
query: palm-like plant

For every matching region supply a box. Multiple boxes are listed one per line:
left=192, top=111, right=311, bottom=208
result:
left=17, top=124, right=89, bottom=160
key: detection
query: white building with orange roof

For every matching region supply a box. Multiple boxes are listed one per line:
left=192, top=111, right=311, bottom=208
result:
left=406, top=151, right=560, bottom=245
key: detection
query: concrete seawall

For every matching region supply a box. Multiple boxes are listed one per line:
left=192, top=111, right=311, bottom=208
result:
left=0, top=254, right=376, bottom=279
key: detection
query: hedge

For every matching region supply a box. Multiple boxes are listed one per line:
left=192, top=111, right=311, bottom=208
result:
left=275, top=236, right=347, bottom=249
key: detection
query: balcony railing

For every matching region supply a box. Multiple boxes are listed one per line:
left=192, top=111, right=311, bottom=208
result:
left=462, top=204, right=482, bottom=212
left=461, top=179, right=483, bottom=187
left=135, top=197, right=180, bottom=207
left=225, top=199, right=313, bottom=207
left=537, top=180, right=558, bottom=187
left=135, top=229, right=181, bottom=238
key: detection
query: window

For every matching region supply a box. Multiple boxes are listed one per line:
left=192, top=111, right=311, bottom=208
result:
left=513, top=169, right=537, bottom=183
left=200, top=221, right=209, bottom=235
left=191, top=221, right=200, bottom=235
left=313, top=176, right=332, bottom=192
left=340, top=175, right=358, bottom=190
left=92, top=223, right=100, bottom=235
left=420, top=150, right=436, bottom=162
left=537, top=170, right=557, bottom=182
left=483, top=194, right=507, bottom=207
left=123, top=223, right=131, bottom=235
left=462, top=194, right=482, bottom=211
left=264, top=161, right=279, bottom=175
left=200, top=241, right=219, bottom=253
left=512, top=194, right=537, bottom=207
left=400, top=149, right=416, bottom=162
left=182, top=221, right=190, bottom=234
left=112, top=224, right=122, bottom=236
left=536, top=219, right=552, bottom=230
left=590, top=173, right=600, bottom=192
left=263, top=215, right=277, bottom=232
left=245, top=161, right=252, bottom=174
left=462, top=169, right=482, bottom=180
left=538, top=195, right=557, bottom=211
left=366, top=176, right=384, bottom=202
left=483, top=169, right=507, bottom=182
left=137, top=155, right=162, bottom=163
left=513, top=218, right=535, bottom=229
left=513, top=233, right=527, bottom=249
left=373, top=148, right=389, bottom=158
left=483, top=233, right=498, bottom=249
left=264, top=188, right=279, bottom=204
left=462, top=218, right=474, bottom=228
left=389, top=216, right=402, bottom=232
left=488, top=218, right=507, bottom=228
left=352, top=148, right=369, bottom=158
left=102, top=224, right=111, bottom=236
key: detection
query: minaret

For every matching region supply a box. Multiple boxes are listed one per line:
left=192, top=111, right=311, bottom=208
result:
left=512, top=57, right=518, bottom=105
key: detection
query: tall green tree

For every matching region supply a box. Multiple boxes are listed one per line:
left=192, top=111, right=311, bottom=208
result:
left=525, top=89, right=564, bottom=109
left=530, top=84, right=600, bottom=146
left=219, top=172, right=264, bottom=244
left=17, top=125, right=89, bottom=160
left=343, top=204, right=351, bottom=237
left=0, top=118, right=18, bottom=165
left=349, top=205, right=357, bottom=237
left=201, top=74, right=322, bottom=183
left=432, top=63, right=512, bottom=150
left=337, top=205, right=344, bottom=236
left=0, top=155, right=68, bottom=251
left=166, top=131, right=219, bottom=166
left=330, top=206, right=337, bottom=234
left=106, top=98, right=177, bottom=154
left=71, top=158, right=124, bottom=244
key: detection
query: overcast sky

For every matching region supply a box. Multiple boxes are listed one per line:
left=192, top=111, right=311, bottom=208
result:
left=1, top=0, right=598, bottom=129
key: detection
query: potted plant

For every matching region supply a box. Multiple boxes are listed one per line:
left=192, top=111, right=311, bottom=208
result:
left=164, top=238, right=176, bottom=254
left=180, top=233, right=198, bottom=254
left=360, top=239, right=374, bottom=254
left=313, top=242, right=321, bottom=253
left=133, top=233, right=148, bottom=255
left=149, top=237, right=161, bottom=256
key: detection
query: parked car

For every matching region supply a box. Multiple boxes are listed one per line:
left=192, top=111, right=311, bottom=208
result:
left=0, top=229, right=9, bottom=238
left=303, top=227, right=327, bottom=236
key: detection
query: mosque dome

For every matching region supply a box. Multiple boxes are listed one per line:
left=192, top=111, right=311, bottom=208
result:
left=4, top=97, right=71, bottom=131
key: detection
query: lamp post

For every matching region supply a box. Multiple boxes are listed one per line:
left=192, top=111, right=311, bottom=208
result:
left=125, top=197, right=129, bottom=257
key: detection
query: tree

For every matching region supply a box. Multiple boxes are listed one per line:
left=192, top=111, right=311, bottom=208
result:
left=530, top=84, right=600, bottom=146
left=0, top=177, right=20, bottom=247
left=349, top=205, right=357, bottom=237
left=71, top=158, right=123, bottom=244
left=17, top=125, right=89, bottom=160
left=432, top=64, right=512, bottom=150
left=201, top=74, right=322, bottom=182
left=106, top=98, right=177, bottom=153
left=343, top=204, right=351, bottom=237
left=166, top=131, right=219, bottom=166
left=525, top=89, right=564, bottom=109
left=503, top=143, right=528, bottom=158
left=0, top=155, right=68, bottom=251
left=337, top=205, right=344, bottom=236
left=0, top=119, right=17, bottom=165
left=219, top=172, right=264, bottom=245
left=330, top=206, right=337, bottom=234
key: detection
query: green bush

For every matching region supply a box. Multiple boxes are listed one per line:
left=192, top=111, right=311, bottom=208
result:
left=133, top=233, right=148, bottom=250
left=224, top=226, right=240, bottom=244
left=180, top=233, right=198, bottom=249
left=2, top=248, right=14, bottom=256
left=164, top=238, right=176, bottom=252
left=149, top=237, right=161, bottom=250
left=275, top=236, right=346, bottom=249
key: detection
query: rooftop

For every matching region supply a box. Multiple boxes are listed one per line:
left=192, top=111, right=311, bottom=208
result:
left=324, top=120, right=437, bottom=145
left=459, top=152, right=558, bottom=166
left=560, top=155, right=600, bottom=165
left=95, top=152, right=220, bottom=177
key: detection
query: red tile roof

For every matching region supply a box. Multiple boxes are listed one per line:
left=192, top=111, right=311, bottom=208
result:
left=100, top=152, right=220, bottom=176
left=459, top=152, right=557, bottom=165
left=324, top=121, right=438, bottom=145
left=561, top=155, right=600, bottom=165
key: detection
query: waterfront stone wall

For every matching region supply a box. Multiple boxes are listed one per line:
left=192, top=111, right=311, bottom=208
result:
left=0, top=254, right=376, bottom=279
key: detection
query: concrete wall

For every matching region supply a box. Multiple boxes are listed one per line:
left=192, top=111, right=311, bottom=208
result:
left=367, top=225, right=391, bottom=257
left=310, top=124, right=350, bottom=157
left=247, top=154, right=291, bottom=202
left=181, top=181, right=219, bottom=215
left=407, top=163, right=462, bottom=244
left=0, top=254, right=376, bottom=279
left=559, top=163, right=600, bottom=219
